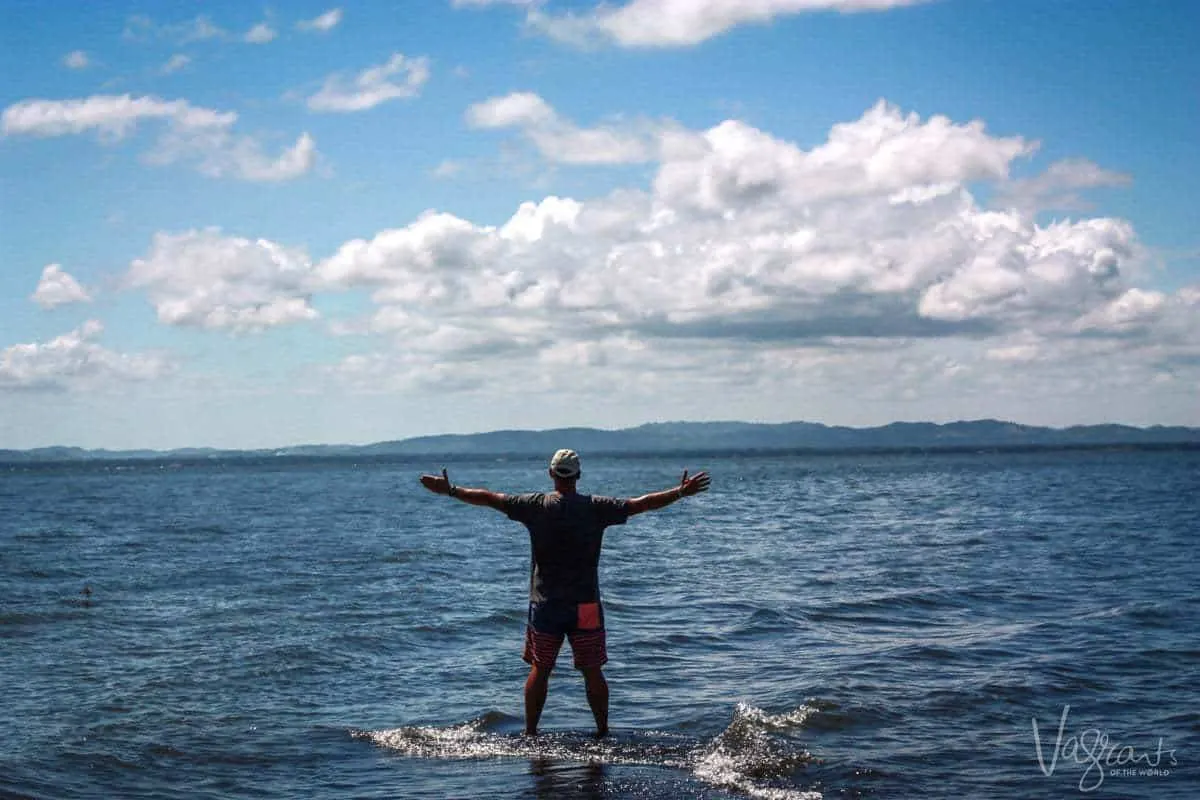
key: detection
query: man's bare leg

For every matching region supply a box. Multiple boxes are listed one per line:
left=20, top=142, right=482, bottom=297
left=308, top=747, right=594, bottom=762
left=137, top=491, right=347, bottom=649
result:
left=524, top=663, right=551, bottom=736
left=580, top=666, right=609, bottom=737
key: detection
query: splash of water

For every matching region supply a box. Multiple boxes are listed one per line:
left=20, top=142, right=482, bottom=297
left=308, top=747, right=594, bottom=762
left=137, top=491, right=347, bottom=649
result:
left=357, top=702, right=823, bottom=800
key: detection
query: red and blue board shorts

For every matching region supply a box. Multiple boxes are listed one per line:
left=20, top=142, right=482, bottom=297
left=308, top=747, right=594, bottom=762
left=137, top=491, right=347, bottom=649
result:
left=523, top=599, right=607, bottom=670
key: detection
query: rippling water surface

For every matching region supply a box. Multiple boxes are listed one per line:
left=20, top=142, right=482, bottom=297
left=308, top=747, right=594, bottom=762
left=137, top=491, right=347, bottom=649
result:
left=2, top=450, right=1197, bottom=799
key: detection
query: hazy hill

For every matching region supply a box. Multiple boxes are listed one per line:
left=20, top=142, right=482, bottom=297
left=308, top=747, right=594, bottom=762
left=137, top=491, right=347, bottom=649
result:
left=3, top=419, right=1197, bottom=463
left=360, top=419, right=1200, bottom=455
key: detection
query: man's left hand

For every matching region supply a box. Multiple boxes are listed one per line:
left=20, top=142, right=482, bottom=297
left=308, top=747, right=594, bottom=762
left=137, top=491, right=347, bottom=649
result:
left=679, top=470, right=711, bottom=497
left=419, top=468, right=453, bottom=495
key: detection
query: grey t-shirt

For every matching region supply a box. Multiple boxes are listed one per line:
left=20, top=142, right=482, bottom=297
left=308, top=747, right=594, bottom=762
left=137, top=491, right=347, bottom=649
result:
left=504, top=492, right=631, bottom=603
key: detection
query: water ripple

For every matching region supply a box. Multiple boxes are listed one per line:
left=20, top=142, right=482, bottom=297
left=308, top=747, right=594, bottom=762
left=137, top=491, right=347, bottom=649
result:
left=2, top=450, right=1196, bottom=799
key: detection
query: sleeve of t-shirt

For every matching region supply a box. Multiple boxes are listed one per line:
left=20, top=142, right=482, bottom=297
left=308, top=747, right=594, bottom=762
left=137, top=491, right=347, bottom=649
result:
left=592, top=495, right=631, bottom=528
left=504, top=492, right=546, bottom=524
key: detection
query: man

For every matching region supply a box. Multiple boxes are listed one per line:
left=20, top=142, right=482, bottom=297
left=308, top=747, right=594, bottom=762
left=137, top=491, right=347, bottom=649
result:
left=419, top=449, right=710, bottom=737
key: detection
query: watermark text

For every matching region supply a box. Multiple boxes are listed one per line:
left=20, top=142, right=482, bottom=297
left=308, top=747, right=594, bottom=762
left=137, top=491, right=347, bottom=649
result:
left=1032, top=705, right=1177, bottom=792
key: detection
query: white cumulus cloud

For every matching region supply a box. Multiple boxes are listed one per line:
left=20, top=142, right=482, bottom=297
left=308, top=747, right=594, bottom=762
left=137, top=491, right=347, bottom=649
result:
left=1072, top=288, right=1167, bottom=334
left=160, top=54, right=191, bottom=75
left=148, top=128, right=317, bottom=182
left=63, top=50, right=90, bottom=69
left=432, top=159, right=465, bottom=179
left=916, top=217, right=1136, bottom=325
left=307, top=53, right=430, bottom=113
left=2, top=94, right=316, bottom=182
left=124, top=14, right=227, bottom=44
left=466, top=91, right=664, bottom=164
left=654, top=100, right=1034, bottom=211
left=519, top=0, right=932, bottom=47
left=0, top=321, right=169, bottom=392
left=32, top=265, right=92, bottom=309
left=1, top=94, right=234, bottom=140
left=297, top=8, right=344, bottom=32
left=126, top=229, right=320, bottom=332
left=996, top=158, right=1131, bottom=212
left=467, top=92, right=556, bottom=128
left=452, top=0, right=541, bottom=6
left=244, top=22, right=277, bottom=44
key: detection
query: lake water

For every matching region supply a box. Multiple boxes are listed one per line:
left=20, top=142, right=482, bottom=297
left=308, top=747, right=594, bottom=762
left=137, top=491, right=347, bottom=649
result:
left=2, top=449, right=1196, bottom=799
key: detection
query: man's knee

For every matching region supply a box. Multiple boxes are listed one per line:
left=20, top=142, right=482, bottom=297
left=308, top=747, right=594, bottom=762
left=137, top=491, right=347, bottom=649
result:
left=580, top=666, right=606, bottom=686
left=528, top=663, right=553, bottom=683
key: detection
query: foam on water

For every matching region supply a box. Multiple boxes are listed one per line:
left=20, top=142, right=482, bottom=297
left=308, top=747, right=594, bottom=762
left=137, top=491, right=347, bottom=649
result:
left=358, top=702, right=823, bottom=799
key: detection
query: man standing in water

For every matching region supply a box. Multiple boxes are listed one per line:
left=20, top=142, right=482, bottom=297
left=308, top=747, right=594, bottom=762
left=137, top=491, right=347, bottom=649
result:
left=419, top=449, right=711, bottom=737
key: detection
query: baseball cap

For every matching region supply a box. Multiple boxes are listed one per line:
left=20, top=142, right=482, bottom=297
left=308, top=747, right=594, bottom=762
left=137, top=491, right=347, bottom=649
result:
left=549, top=449, right=581, bottom=478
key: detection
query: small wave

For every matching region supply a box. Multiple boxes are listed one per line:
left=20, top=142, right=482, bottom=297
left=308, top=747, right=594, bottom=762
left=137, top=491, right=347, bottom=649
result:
left=380, top=549, right=426, bottom=564
left=694, top=703, right=821, bottom=799
left=359, top=702, right=822, bottom=799
left=452, top=608, right=526, bottom=628
left=0, top=609, right=90, bottom=627
left=731, top=702, right=816, bottom=731
left=882, top=642, right=963, bottom=662
left=737, top=608, right=800, bottom=634
left=60, top=747, right=144, bottom=773
left=163, top=522, right=232, bottom=539
left=1121, top=599, right=1183, bottom=627
left=635, top=630, right=726, bottom=647
left=147, top=744, right=187, bottom=758
left=803, top=586, right=969, bottom=624
left=790, top=701, right=881, bottom=734
left=13, top=528, right=83, bottom=542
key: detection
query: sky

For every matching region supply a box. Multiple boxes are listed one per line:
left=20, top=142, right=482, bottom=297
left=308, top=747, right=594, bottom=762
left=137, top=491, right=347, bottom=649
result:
left=1, top=0, right=1198, bottom=450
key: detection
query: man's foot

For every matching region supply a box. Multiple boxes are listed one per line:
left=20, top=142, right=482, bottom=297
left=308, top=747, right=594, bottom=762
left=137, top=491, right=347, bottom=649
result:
left=523, top=728, right=539, bottom=737
left=593, top=727, right=609, bottom=739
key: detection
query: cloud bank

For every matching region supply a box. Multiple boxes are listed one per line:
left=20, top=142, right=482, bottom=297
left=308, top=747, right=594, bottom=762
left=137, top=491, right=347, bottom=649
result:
left=106, top=100, right=1196, bottom=410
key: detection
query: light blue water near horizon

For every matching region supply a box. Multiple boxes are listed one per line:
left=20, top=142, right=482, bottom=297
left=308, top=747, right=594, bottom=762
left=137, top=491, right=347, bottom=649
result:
left=1, top=450, right=1197, bottom=799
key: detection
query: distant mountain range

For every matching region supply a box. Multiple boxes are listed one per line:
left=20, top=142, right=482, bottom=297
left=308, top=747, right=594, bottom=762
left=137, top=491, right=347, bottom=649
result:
left=2, top=420, right=1198, bottom=463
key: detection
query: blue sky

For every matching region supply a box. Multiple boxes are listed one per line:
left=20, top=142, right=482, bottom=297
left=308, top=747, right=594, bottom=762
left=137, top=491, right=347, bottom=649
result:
left=1, top=0, right=1197, bottom=449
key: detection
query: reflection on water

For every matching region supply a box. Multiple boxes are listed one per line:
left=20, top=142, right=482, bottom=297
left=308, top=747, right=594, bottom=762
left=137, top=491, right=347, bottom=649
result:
left=530, top=757, right=607, bottom=800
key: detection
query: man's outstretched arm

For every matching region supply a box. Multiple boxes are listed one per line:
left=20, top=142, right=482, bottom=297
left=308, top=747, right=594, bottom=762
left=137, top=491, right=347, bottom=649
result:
left=627, top=470, right=711, bottom=516
left=419, top=468, right=507, bottom=511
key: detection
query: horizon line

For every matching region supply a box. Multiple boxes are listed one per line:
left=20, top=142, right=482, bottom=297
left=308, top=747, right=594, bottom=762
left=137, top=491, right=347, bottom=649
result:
left=4, top=417, right=1198, bottom=455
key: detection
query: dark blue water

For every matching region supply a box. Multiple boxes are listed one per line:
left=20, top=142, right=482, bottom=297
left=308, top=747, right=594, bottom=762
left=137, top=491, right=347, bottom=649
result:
left=2, top=450, right=1196, bottom=799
